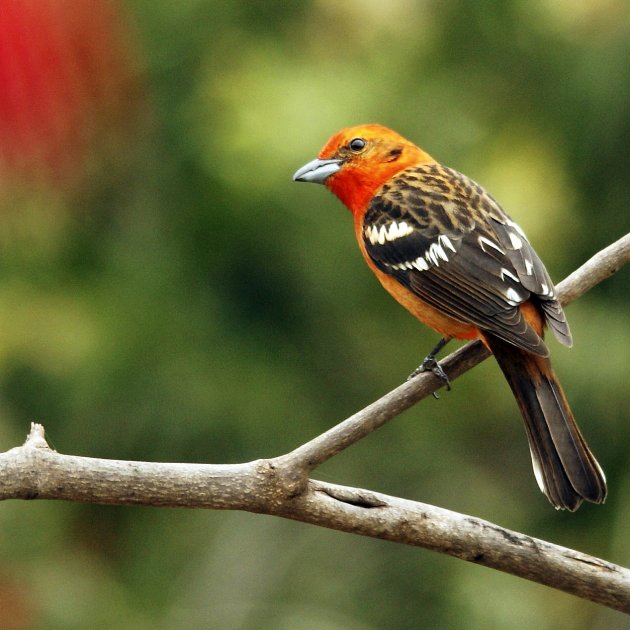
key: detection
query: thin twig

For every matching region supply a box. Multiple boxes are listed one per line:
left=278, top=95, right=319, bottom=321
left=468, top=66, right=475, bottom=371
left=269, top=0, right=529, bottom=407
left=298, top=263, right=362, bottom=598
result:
left=279, top=233, right=629, bottom=474
left=558, top=233, right=630, bottom=305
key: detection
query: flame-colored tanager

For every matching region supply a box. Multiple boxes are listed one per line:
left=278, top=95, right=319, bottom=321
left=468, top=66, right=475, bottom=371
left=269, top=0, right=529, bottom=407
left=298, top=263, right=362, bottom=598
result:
left=293, top=124, right=606, bottom=511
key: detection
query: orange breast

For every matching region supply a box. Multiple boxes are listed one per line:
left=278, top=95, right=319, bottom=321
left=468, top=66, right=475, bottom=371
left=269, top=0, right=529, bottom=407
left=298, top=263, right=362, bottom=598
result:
left=354, top=222, right=480, bottom=341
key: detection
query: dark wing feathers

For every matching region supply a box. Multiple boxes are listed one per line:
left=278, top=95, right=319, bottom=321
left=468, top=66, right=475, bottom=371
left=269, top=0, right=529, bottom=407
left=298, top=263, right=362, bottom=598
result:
left=407, top=236, right=549, bottom=355
left=363, top=164, right=571, bottom=354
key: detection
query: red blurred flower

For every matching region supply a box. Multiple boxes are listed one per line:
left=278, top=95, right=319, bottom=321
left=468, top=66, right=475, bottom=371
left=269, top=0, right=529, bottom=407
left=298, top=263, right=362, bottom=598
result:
left=0, top=0, right=140, bottom=186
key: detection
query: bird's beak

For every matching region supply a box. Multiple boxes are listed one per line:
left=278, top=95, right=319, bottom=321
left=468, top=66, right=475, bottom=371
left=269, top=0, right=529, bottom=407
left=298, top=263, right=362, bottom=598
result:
left=292, top=158, right=342, bottom=184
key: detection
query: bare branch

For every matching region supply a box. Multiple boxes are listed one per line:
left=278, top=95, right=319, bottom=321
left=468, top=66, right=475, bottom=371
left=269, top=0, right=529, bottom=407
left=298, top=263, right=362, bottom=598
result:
left=557, top=233, right=630, bottom=306
left=0, top=234, right=628, bottom=613
left=2, top=423, right=629, bottom=613
left=279, top=233, right=630, bottom=476
left=283, top=482, right=630, bottom=614
left=275, top=341, right=489, bottom=486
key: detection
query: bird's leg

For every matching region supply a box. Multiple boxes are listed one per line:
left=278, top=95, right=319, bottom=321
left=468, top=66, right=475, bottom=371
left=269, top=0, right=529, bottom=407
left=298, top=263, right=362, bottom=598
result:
left=408, top=338, right=452, bottom=396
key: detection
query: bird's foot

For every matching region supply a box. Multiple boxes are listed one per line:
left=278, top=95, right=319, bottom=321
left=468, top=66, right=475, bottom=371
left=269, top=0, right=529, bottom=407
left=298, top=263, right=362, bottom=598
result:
left=407, top=339, right=452, bottom=399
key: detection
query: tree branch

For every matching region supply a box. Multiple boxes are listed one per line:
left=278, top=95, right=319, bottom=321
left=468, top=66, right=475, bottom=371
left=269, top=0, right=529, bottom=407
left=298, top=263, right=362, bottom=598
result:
left=1, top=233, right=628, bottom=612
left=558, top=233, right=630, bottom=306
left=276, top=232, right=630, bottom=480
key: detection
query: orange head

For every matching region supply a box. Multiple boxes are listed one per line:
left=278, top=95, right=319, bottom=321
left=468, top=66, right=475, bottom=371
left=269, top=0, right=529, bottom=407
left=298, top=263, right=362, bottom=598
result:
left=293, top=124, right=435, bottom=214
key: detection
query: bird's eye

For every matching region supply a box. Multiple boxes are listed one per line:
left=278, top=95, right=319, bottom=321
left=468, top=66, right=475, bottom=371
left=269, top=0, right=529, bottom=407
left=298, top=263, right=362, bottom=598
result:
left=349, top=137, right=366, bottom=152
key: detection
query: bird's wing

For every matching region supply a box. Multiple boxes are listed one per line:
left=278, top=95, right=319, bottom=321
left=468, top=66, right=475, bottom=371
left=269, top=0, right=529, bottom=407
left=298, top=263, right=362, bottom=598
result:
left=362, top=164, right=571, bottom=354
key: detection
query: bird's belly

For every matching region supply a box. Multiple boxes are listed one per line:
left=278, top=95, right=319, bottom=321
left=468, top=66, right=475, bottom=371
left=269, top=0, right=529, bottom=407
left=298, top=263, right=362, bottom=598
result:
left=373, top=267, right=480, bottom=341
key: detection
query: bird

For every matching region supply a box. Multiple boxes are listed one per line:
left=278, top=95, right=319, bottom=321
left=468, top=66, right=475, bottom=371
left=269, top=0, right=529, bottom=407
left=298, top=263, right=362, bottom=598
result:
left=293, top=123, right=606, bottom=511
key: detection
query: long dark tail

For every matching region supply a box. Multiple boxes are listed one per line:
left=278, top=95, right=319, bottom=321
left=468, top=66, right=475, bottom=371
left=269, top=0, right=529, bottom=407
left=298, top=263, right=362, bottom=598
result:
left=485, top=335, right=607, bottom=511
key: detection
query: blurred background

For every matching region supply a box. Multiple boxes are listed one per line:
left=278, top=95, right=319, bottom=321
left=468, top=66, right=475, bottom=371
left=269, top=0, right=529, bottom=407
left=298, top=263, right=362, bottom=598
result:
left=0, top=0, right=628, bottom=628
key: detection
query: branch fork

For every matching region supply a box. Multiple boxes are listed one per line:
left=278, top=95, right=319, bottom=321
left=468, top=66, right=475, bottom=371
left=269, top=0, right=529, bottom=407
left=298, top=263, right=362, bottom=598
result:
left=1, top=233, right=629, bottom=613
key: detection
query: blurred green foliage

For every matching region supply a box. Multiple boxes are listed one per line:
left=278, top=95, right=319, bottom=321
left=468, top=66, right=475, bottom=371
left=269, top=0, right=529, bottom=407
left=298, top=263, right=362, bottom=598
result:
left=0, top=1, right=628, bottom=628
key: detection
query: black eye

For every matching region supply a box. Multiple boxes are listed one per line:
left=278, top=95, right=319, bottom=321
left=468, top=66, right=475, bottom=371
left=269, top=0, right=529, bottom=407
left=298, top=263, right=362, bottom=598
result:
left=349, top=137, right=366, bottom=152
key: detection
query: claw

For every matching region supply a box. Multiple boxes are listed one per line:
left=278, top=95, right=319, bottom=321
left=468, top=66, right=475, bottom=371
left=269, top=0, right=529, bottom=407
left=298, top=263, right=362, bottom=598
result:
left=407, top=338, right=452, bottom=398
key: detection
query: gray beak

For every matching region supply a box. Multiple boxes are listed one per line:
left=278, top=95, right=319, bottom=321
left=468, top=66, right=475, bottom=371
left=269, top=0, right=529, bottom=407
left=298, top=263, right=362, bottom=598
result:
left=292, top=158, right=342, bottom=184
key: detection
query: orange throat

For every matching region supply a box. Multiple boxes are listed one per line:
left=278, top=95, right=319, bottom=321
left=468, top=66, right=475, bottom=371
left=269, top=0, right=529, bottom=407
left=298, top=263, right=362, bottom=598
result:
left=326, top=167, right=380, bottom=216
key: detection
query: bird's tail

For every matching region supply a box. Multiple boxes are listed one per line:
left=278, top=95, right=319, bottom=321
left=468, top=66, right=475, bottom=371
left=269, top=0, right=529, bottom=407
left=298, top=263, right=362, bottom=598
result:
left=484, top=335, right=607, bottom=511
